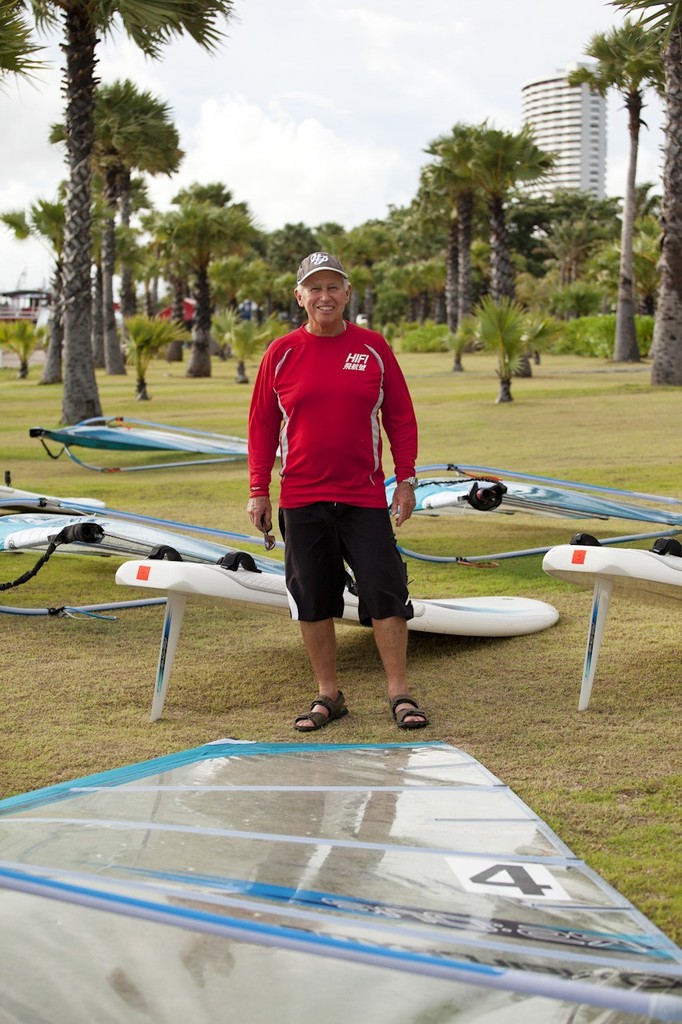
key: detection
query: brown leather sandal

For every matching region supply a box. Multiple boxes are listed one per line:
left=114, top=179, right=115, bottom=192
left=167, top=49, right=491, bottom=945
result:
left=294, top=690, right=348, bottom=732
left=390, top=694, right=429, bottom=730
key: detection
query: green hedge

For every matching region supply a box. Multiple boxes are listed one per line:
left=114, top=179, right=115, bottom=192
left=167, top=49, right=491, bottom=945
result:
left=397, top=322, right=451, bottom=353
left=551, top=315, right=654, bottom=358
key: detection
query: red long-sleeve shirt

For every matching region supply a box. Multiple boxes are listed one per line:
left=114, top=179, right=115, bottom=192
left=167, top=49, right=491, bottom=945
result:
left=248, top=322, right=418, bottom=508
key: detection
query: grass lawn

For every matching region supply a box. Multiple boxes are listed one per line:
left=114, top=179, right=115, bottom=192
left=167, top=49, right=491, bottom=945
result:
left=0, top=347, right=680, bottom=944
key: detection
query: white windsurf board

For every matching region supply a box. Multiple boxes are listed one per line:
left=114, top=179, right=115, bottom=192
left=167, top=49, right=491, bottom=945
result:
left=115, top=559, right=559, bottom=721
left=542, top=542, right=682, bottom=710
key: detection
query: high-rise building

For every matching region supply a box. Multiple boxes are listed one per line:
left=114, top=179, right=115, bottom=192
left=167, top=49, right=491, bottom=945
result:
left=521, top=64, right=607, bottom=199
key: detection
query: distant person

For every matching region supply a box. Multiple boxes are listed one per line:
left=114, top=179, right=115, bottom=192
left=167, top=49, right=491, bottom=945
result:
left=246, top=251, right=428, bottom=731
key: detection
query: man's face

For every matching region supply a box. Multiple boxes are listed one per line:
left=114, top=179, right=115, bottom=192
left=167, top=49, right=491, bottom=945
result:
left=294, top=270, right=351, bottom=336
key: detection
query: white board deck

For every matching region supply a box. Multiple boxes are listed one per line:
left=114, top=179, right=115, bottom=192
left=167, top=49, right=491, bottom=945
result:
left=115, top=560, right=559, bottom=721
left=542, top=543, right=682, bottom=709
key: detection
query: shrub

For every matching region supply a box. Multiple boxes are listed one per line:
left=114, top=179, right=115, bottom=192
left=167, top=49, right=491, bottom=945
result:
left=548, top=282, right=604, bottom=319
left=550, top=315, right=654, bottom=358
left=397, top=321, right=450, bottom=353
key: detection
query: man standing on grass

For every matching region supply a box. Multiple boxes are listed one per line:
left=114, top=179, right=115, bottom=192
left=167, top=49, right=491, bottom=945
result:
left=246, top=251, right=429, bottom=732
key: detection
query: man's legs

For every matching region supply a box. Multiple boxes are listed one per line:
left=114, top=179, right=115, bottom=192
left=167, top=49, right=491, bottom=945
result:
left=295, top=618, right=341, bottom=728
left=372, top=615, right=424, bottom=726
left=297, top=616, right=423, bottom=727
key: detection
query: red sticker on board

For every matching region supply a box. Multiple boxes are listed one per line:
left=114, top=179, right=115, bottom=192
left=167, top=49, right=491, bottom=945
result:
left=571, top=550, right=587, bottom=564
left=136, top=564, right=151, bottom=580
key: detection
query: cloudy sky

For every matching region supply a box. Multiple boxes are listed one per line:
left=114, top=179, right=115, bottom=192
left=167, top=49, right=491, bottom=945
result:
left=0, top=0, right=665, bottom=293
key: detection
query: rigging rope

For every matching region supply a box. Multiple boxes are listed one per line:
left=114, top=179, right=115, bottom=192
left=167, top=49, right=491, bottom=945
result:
left=0, top=522, right=104, bottom=591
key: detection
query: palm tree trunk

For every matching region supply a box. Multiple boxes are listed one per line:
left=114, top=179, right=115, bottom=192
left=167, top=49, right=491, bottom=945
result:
left=432, top=293, right=445, bottom=322
left=119, top=178, right=137, bottom=321
left=651, top=26, right=682, bottom=385
left=495, top=378, right=513, bottom=403
left=60, top=6, right=102, bottom=425
left=186, top=266, right=212, bottom=377
left=166, top=277, right=185, bottom=361
left=445, top=218, right=458, bottom=333
left=457, top=192, right=473, bottom=325
left=514, top=352, right=533, bottom=378
left=40, top=266, right=63, bottom=385
left=363, top=281, right=374, bottom=330
left=91, top=264, right=105, bottom=368
left=102, top=218, right=126, bottom=375
left=417, top=292, right=428, bottom=324
left=489, top=197, right=516, bottom=301
left=614, top=92, right=641, bottom=362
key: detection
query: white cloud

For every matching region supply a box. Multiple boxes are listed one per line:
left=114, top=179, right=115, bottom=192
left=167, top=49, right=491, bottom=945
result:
left=332, top=6, right=468, bottom=47
left=96, top=35, right=167, bottom=94
left=147, top=95, right=410, bottom=230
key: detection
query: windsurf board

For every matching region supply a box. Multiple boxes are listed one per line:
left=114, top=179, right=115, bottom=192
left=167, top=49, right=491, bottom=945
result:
left=542, top=541, right=682, bottom=709
left=387, top=477, right=682, bottom=527
left=115, top=559, right=559, bottom=720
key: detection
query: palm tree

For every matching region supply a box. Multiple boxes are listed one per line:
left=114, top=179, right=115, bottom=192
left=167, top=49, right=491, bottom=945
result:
left=51, top=80, right=184, bottom=375
left=449, top=315, right=477, bottom=372
left=266, top=223, right=320, bottom=273
left=118, top=158, right=159, bottom=322
left=469, top=124, right=555, bottom=301
left=474, top=295, right=527, bottom=403
left=569, top=21, right=663, bottom=362
left=423, top=123, right=482, bottom=331
left=372, top=263, right=410, bottom=325
left=93, top=80, right=183, bottom=373
left=142, top=207, right=193, bottom=361
left=212, top=310, right=285, bottom=384
left=613, top=1, right=682, bottom=384
left=124, top=314, right=187, bottom=400
left=0, top=1, right=43, bottom=79
left=343, top=221, right=394, bottom=328
left=22, top=1, right=236, bottom=424
left=210, top=254, right=247, bottom=313
left=88, top=186, right=110, bottom=369
left=633, top=180, right=661, bottom=219
left=116, top=217, right=149, bottom=318
left=542, top=218, right=605, bottom=286
left=420, top=256, right=447, bottom=322
left=632, top=214, right=662, bottom=314
left=345, top=263, right=371, bottom=325
left=521, top=312, right=563, bottom=367
left=165, top=184, right=257, bottom=377
left=0, top=198, right=65, bottom=383
left=418, top=163, right=458, bottom=332
left=0, top=320, right=47, bottom=379
left=236, top=258, right=272, bottom=320
left=399, top=261, right=431, bottom=323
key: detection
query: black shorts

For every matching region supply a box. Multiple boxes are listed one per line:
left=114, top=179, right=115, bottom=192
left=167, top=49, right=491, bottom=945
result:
left=278, top=503, right=414, bottom=627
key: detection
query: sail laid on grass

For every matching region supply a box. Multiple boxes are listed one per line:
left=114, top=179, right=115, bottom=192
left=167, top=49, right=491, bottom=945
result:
left=0, top=740, right=680, bottom=1022
left=29, top=416, right=248, bottom=472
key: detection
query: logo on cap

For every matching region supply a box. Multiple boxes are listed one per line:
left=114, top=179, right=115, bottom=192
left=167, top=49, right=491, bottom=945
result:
left=296, top=251, right=349, bottom=284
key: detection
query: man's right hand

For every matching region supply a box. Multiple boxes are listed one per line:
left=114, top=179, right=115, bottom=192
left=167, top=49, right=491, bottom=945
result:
left=247, top=496, right=272, bottom=532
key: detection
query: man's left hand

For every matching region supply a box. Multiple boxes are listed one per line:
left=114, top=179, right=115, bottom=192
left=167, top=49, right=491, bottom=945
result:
left=391, top=481, right=416, bottom=528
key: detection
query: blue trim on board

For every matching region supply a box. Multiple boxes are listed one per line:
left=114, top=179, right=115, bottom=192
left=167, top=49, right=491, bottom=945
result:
left=0, top=741, right=446, bottom=813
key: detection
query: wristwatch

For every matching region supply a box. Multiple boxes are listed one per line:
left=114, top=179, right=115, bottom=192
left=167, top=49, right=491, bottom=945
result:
left=400, top=476, right=419, bottom=489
